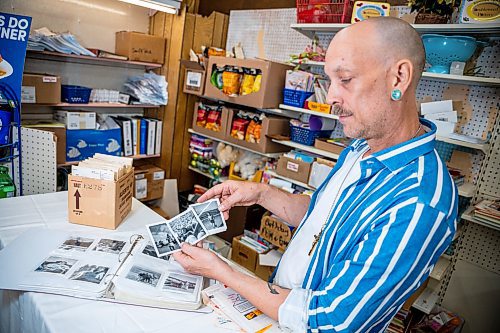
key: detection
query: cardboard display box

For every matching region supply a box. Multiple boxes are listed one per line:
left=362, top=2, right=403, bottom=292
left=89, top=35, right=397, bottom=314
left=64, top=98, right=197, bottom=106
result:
left=66, top=128, right=122, bottom=162
left=225, top=109, right=290, bottom=153
left=254, top=262, right=275, bottom=281
left=231, top=235, right=261, bottom=272
left=22, top=121, right=66, bottom=164
left=314, top=138, right=349, bottom=156
left=67, top=168, right=134, bottom=229
left=204, top=56, right=292, bottom=109
left=133, top=164, right=165, bottom=201
left=192, top=102, right=229, bottom=141
left=115, top=31, right=166, bottom=64
left=259, top=214, right=294, bottom=251
left=276, top=155, right=312, bottom=184
left=182, top=60, right=206, bottom=96
left=21, top=73, right=61, bottom=104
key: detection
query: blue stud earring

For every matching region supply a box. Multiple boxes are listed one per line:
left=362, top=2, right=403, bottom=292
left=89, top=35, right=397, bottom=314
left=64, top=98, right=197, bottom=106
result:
left=391, top=89, right=402, bottom=101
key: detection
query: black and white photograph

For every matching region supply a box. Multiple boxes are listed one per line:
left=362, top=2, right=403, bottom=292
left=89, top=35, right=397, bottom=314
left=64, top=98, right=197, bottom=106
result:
left=58, top=236, right=95, bottom=252
left=141, top=243, right=170, bottom=261
left=162, top=272, right=200, bottom=295
left=191, top=199, right=226, bottom=234
left=147, top=222, right=181, bottom=256
left=125, top=265, right=161, bottom=287
left=35, top=256, right=77, bottom=275
left=69, top=264, right=110, bottom=284
left=92, top=238, right=126, bottom=254
left=168, top=208, right=207, bottom=245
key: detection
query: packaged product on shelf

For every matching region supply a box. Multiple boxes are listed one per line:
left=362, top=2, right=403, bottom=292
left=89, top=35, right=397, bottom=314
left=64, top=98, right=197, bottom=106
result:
left=239, top=68, right=256, bottom=95
left=222, top=66, right=242, bottom=96
left=245, top=113, right=264, bottom=144
left=195, top=103, right=209, bottom=127
left=205, top=106, right=223, bottom=132
left=230, top=111, right=251, bottom=140
left=253, top=69, right=262, bottom=93
left=210, top=66, right=225, bottom=90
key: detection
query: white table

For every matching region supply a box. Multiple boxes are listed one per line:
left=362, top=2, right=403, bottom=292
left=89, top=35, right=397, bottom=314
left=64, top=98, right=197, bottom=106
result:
left=0, top=192, right=229, bottom=333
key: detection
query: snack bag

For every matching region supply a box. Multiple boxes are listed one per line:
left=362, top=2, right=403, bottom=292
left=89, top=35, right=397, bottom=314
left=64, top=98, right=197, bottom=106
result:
left=253, top=69, right=262, bottom=93
left=230, top=112, right=250, bottom=140
left=245, top=114, right=264, bottom=144
left=205, top=106, right=222, bottom=132
left=239, top=68, right=256, bottom=96
left=196, top=103, right=209, bottom=127
left=210, top=65, right=224, bottom=90
left=222, top=67, right=242, bottom=96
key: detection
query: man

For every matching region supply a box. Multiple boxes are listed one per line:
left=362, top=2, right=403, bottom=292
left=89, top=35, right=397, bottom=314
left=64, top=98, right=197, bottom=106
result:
left=173, top=17, right=457, bottom=332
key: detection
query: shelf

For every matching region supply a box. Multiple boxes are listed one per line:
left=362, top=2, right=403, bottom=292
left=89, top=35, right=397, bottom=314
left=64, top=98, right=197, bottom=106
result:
left=279, top=104, right=339, bottom=120
left=421, top=72, right=500, bottom=86
left=429, top=257, right=451, bottom=281
left=461, top=206, right=500, bottom=232
left=291, top=23, right=500, bottom=38
left=188, top=166, right=227, bottom=182
left=436, top=135, right=489, bottom=152
left=57, top=154, right=160, bottom=167
left=290, top=59, right=327, bottom=67
left=188, top=129, right=284, bottom=158
left=267, top=170, right=315, bottom=191
left=25, top=103, right=159, bottom=108
left=271, top=139, right=340, bottom=160
left=457, top=182, right=475, bottom=198
left=26, top=50, right=163, bottom=69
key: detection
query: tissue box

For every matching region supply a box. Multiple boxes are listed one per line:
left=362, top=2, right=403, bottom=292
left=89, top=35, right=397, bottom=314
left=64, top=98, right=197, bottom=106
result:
left=66, top=128, right=122, bottom=161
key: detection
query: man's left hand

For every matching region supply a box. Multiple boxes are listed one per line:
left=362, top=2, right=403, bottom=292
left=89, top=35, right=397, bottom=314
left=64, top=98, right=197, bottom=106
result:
left=172, top=243, right=232, bottom=280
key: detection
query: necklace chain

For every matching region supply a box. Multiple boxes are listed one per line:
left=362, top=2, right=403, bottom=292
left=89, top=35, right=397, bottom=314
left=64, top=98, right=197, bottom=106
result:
left=307, top=122, right=423, bottom=256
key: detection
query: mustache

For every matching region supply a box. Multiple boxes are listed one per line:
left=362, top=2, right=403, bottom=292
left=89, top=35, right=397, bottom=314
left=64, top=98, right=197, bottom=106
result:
left=331, top=105, right=353, bottom=117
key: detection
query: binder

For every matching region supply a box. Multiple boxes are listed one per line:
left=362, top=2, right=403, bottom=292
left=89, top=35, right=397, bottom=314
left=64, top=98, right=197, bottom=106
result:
left=111, top=116, right=133, bottom=157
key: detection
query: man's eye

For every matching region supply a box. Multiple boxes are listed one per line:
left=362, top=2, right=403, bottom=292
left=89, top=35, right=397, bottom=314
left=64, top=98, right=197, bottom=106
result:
left=340, top=78, right=352, bottom=84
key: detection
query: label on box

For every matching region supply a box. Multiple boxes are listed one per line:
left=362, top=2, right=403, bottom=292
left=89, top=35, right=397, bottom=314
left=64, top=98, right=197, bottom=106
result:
left=21, top=86, right=36, bottom=103
left=43, top=76, right=57, bottom=83
left=135, top=178, right=147, bottom=199
left=187, top=71, right=202, bottom=88
left=135, top=173, right=145, bottom=180
left=286, top=161, right=299, bottom=172
left=153, top=171, right=165, bottom=180
left=118, top=93, right=130, bottom=104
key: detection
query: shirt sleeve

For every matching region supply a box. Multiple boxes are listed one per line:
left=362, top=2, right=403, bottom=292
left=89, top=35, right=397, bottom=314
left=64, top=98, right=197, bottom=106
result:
left=280, top=201, right=456, bottom=333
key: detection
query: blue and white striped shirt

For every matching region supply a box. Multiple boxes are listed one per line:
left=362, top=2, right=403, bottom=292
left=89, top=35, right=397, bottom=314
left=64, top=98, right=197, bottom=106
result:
left=274, top=119, right=458, bottom=332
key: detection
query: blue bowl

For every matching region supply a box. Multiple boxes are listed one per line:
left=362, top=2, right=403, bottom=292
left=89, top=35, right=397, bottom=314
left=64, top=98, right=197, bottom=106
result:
left=422, top=34, right=477, bottom=74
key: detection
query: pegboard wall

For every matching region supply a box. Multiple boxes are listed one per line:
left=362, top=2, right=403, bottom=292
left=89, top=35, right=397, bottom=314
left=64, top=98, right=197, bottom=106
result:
left=458, top=222, right=500, bottom=275
left=21, top=128, right=57, bottom=195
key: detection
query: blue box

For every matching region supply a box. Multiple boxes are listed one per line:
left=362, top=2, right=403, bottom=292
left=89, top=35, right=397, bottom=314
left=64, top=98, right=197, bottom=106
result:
left=66, top=128, right=122, bottom=161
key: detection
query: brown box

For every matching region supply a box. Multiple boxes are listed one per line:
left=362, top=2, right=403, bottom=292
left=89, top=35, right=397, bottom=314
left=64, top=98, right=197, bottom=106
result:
left=314, top=138, right=349, bottom=156
left=182, top=60, right=206, bottom=96
left=22, top=73, right=61, bottom=104
left=254, top=262, right=275, bottom=281
left=259, top=214, right=294, bottom=251
left=134, top=164, right=165, bottom=201
left=115, top=31, right=166, bottom=64
left=276, top=155, right=312, bottom=184
left=204, top=56, right=292, bottom=109
left=67, top=168, right=134, bottom=229
left=225, top=109, right=290, bottom=153
left=22, top=121, right=66, bottom=164
left=192, top=102, right=229, bottom=141
left=231, top=235, right=260, bottom=272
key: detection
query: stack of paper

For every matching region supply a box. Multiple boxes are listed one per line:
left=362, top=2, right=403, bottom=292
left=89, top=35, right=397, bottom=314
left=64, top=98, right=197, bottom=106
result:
left=71, top=153, right=133, bottom=181
left=420, top=100, right=457, bottom=136
left=122, top=72, right=168, bottom=106
left=28, top=27, right=95, bottom=57
left=474, top=199, right=500, bottom=225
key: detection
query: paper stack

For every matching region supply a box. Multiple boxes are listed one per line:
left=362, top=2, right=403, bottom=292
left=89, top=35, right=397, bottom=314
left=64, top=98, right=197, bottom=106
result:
left=71, top=153, right=133, bottom=181
left=473, top=199, right=500, bottom=226
left=420, top=100, right=457, bottom=137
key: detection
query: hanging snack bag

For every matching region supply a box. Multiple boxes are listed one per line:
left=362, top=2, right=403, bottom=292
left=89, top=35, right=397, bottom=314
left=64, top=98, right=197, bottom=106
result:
left=253, top=69, right=262, bottom=93
left=245, top=113, right=264, bottom=144
left=222, top=66, right=242, bottom=96
left=205, top=105, right=223, bottom=132
left=210, top=65, right=224, bottom=90
left=230, top=111, right=250, bottom=140
left=239, top=68, right=256, bottom=96
left=196, top=103, right=210, bottom=127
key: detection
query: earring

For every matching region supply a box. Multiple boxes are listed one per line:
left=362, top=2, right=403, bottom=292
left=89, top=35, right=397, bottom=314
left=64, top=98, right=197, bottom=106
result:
left=391, top=89, right=402, bottom=101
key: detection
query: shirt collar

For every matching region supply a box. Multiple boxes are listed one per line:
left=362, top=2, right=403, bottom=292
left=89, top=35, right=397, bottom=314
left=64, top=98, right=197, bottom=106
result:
left=348, top=118, right=437, bottom=173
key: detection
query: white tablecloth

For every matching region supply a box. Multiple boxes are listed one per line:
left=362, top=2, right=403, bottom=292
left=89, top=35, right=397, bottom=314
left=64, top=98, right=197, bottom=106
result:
left=0, top=192, right=229, bottom=333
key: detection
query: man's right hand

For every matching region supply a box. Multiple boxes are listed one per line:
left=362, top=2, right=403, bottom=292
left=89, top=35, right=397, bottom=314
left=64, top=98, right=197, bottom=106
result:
left=197, top=180, right=267, bottom=220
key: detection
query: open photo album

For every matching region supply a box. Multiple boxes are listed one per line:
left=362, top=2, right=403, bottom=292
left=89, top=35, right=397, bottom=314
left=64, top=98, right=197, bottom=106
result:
left=0, top=228, right=208, bottom=312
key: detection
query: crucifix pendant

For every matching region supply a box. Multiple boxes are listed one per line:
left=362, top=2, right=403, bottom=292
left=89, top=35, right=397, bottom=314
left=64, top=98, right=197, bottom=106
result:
left=308, top=233, right=321, bottom=256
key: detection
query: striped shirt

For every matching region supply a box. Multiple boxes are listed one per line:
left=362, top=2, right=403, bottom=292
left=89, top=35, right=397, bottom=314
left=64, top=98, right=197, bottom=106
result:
left=274, top=119, right=458, bottom=332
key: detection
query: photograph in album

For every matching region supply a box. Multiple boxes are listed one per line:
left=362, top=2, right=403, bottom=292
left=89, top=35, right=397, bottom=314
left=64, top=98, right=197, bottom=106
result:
left=59, top=236, right=95, bottom=252
left=69, top=264, right=110, bottom=284
left=142, top=243, right=170, bottom=261
left=163, top=272, right=199, bottom=295
left=126, top=265, right=162, bottom=287
left=92, top=238, right=126, bottom=254
left=35, top=256, right=77, bottom=275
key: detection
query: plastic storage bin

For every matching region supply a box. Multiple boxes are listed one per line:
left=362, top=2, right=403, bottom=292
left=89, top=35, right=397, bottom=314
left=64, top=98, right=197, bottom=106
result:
left=62, top=85, right=92, bottom=104
left=283, top=88, right=314, bottom=108
left=296, top=0, right=355, bottom=24
left=290, top=124, right=332, bottom=146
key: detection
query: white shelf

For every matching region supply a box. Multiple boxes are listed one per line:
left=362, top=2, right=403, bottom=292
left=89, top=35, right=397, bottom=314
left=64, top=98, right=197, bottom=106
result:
left=412, top=287, right=440, bottom=314
left=430, top=257, right=451, bottom=281
left=267, top=170, right=315, bottom=191
left=279, top=104, right=339, bottom=120
left=188, top=166, right=227, bottom=182
left=461, top=206, right=500, bottom=232
left=291, top=23, right=500, bottom=38
left=436, top=135, right=489, bottom=152
left=271, top=139, right=340, bottom=160
left=290, top=59, right=327, bottom=66
left=421, top=72, right=500, bottom=86
left=188, top=129, right=284, bottom=158
left=458, top=182, right=475, bottom=198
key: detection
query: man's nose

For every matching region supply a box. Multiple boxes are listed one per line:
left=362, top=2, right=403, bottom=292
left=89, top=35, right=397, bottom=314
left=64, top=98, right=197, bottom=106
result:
left=326, top=83, right=341, bottom=106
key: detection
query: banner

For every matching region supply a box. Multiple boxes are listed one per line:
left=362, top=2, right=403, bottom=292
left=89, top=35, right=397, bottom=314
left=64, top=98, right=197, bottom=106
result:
left=0, top=12, right=32, bottom=145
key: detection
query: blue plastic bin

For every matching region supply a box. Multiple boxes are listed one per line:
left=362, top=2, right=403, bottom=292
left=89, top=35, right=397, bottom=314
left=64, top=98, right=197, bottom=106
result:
left=290, top=125, right=332, bottom=146
left=283, top=88, right=314, bottom=108
left=62, top=85, right=92, bottom=104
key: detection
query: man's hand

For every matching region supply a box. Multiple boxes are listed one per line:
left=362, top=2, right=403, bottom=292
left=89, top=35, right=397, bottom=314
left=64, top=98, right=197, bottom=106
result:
left=197, top=180, right=267, bottom=220
left=172, top=243, right=233, bottom=280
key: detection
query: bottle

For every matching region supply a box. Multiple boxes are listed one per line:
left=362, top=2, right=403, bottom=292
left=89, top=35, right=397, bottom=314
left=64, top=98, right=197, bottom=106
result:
left=0, top=165, right=15, bottom=198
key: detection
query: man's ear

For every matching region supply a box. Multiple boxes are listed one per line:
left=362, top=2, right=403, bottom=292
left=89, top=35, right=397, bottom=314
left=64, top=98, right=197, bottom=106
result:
left=390, top=59, right=414, bottom=95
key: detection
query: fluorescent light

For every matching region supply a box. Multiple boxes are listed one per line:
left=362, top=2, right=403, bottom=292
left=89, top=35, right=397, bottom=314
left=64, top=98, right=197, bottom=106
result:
left=118, top=0, right=180, bottom=14
left=59, top=0, right=127, bottom=15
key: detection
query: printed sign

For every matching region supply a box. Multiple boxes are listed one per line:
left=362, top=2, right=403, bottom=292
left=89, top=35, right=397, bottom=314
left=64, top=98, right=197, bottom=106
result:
left=351, top=1, right=391, bottom=23
left=260, top=215, right=293, bottom=250
left=460, top=0, right=500, bottom=23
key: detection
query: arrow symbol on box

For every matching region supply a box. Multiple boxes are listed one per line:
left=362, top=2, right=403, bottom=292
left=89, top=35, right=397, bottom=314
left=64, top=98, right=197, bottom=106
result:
left=74, top=190, right=81, bottom=209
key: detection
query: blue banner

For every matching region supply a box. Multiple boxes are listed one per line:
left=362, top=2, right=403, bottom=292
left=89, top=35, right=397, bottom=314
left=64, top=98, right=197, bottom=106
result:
left=0, top=12, right=32, bottom=145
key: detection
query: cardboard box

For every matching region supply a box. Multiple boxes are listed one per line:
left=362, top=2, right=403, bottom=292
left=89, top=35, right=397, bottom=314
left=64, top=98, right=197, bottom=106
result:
left=67, top=168, right=134, bottom=229
left=21, top=73, right=61, bottom=104
left=182, top=60, right=206, bottom=96
left=192, top=102, right=229, bottom=140
left=231, top=235, right=260, bottom=272
left=276, top=155, right=312, bottom=184
left=314, top=138, right=349, bottom=156
left=115, top=31, right=166, bottom=64
left=134, top=164, right=165, bottom=201
left=204, top=56, right=292, bottom=109
left=66, top=128, right=122, bottom=162
left=218, top=205, right=267, bottom=243
left=55, top=110, right=97, bottom=130
left=225, top=109, right=290, bottom=153
left=259, top=214, right=294, bottom=251
left=254, top=262, right=275, bottom=281
left=22, top=121, right=66, bottom=164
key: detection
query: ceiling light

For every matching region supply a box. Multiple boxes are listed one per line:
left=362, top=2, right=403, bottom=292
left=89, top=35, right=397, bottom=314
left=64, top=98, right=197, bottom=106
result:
left=118, top=0, right=181, bottom=14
